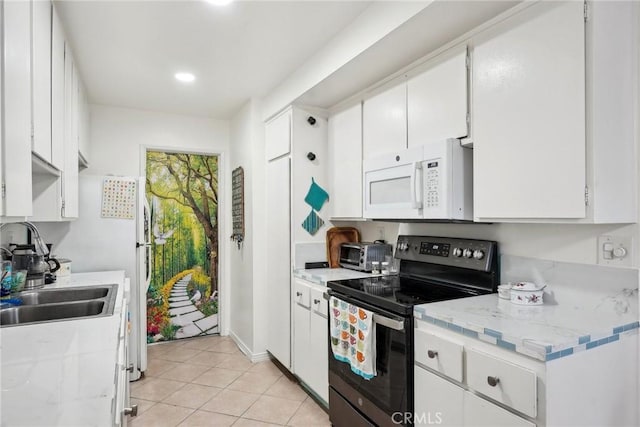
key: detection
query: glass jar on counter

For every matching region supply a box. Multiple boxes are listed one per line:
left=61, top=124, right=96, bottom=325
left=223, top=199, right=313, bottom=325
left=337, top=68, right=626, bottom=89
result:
left=371, top=261, right=380, bottom=275
left=381, top=261, right=390, bottom=276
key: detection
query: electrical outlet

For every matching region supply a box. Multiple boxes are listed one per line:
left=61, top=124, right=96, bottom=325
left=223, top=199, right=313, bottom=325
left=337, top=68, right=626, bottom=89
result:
left=598, top=235, right=633, bottom=266
left=377, top=226, right=385, bottom=242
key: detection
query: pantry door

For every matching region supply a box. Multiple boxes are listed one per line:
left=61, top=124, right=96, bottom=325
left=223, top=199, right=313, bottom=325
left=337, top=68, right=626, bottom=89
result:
left=145, top=150, right=220, bottom=342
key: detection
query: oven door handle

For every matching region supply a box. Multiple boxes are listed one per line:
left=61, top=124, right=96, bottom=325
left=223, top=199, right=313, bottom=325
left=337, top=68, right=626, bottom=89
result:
left=373, top=313, right=405, bottom=331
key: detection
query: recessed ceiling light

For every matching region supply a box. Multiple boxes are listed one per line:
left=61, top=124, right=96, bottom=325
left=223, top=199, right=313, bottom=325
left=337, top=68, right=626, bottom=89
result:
left=206, top=0, right=233, bottom=6
left=175, top=72, right=195, bottom=83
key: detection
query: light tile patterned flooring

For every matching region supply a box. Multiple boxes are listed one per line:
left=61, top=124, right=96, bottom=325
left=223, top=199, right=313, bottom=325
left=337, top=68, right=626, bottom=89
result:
left=130, top=335, right=330, bottom=426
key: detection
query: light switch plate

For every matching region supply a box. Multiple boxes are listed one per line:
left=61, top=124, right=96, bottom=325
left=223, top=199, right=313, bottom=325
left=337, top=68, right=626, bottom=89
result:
left=598, top=235, right=633, bottom=266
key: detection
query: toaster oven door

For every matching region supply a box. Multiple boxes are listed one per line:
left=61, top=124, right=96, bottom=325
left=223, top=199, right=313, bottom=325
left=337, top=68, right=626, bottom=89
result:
left=339, top=245, right=363, bottom=270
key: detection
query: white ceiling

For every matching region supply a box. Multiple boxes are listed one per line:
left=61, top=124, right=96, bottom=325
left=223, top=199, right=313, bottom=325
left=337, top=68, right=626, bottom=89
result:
left=55, top=0, right=372, bottom=119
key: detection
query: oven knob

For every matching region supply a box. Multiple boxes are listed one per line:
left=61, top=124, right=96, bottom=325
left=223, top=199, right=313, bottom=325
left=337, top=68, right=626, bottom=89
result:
left=473, top=250, right=485, bottom=260
left=463, top=248, right=473, bottom=258
left=399, top=242, right=408, bottom=251
left=452, top=247, right=463, bottom=257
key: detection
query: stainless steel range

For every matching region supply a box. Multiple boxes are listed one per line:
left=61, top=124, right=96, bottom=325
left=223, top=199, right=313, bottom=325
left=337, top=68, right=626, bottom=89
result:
left=326, top=235, right=499, bottom=426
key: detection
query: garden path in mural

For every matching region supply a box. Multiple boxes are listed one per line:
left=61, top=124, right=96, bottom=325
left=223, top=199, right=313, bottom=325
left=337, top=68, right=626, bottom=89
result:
left=146, top=151, right=219, bottom=342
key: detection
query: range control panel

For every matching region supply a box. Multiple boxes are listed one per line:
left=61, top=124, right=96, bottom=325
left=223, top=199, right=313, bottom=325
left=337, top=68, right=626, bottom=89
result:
left=395, top=235, right=497, bottom=272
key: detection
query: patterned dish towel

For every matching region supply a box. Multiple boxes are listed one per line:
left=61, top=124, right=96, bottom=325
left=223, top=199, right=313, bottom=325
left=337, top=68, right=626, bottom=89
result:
left=329, top=296, right=376, bottom=380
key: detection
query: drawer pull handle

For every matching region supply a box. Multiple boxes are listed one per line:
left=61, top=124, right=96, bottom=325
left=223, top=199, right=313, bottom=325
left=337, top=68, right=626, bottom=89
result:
left=487, top=376, right=500, bottom=387
left=296, top=292, right=302, bottom=297
left=126, top=364, right=134, bottom=373
left=427, top=350, right=438, bottom=359
left=313, top=299, right=321, bottom=304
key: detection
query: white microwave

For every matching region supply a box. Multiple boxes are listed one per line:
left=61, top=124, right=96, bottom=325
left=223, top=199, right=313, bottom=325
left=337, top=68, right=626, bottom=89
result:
left=363, top=139, right=473, bottom=220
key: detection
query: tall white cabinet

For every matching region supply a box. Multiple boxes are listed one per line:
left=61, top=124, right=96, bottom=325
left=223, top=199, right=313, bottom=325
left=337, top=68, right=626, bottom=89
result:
left=265, top=106, right=330, bottom=371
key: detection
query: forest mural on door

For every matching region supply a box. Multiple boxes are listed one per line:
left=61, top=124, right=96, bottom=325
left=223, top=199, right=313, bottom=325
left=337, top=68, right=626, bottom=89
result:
left=145, top=151, right=219, bottom=342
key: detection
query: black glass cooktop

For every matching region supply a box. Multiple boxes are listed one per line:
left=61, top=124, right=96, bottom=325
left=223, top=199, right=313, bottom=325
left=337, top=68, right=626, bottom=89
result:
left=327, top=275, right=487, bottom=316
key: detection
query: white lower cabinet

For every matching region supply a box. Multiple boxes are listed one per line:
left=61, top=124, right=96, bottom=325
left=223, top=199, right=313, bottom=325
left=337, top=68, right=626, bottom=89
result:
left=463, top=391, right=534, bottom=427
left=415, top=318, right=639, bottom=427
left=293, top=279, right=328, bottom=403
left=114, top=279, right=135, bottom=425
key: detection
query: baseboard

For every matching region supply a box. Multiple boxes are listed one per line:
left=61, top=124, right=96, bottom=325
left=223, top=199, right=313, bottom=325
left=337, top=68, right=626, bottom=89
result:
left=228, top=330, right=271, bottom=363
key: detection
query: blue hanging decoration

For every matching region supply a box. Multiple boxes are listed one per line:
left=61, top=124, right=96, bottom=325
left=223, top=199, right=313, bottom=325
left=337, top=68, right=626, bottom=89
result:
left=304, top=178, right=329, bottom=212
left=302, top=209, right=325, bottom=236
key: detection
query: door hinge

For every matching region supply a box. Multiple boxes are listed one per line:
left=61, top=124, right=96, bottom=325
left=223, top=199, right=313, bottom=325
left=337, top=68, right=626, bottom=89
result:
left=465, top=54, right=470, bottom=69
left=584, top=2, right=589, bottom=21
left=584, top=186, right=590, bottom=206
left=1, top=183, right=5, bottom=199
left=466, top=113, right=470, bottom=124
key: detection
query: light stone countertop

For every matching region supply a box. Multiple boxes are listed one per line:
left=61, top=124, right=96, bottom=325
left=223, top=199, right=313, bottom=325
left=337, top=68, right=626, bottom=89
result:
left=414, top=287, right=639, bottom=362
left=1, top=270, right=127, bottom=426
left=293, top=267, right=383, bottom=285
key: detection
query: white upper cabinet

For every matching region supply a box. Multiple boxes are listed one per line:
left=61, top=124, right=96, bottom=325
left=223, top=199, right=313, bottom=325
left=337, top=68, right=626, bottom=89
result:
left=328, top=103, right=363, bottom=219
left=31, top=0, right=53, bottom=165
left=78, top=81, right=91, bottom=165
left=51, top=7, right=65, bottom=170
left=472, top=1, right=586, bottom=220
left=408, top=46, right=469, bottom=147
left=62, top=43, right=79, bottom=218
left=265, top=110, right=291, bottom=161
left=2, top=0, right=33, bottom=218
left=51, top=5, right=65, bottom=171
left=472, top=0, right=637, bottom=223
left=362, top=82, right=407, bottom=159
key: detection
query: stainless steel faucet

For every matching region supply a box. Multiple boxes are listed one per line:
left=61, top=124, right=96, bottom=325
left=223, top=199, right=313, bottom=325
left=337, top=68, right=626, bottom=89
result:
left=0, top=222, right=50, bottom=257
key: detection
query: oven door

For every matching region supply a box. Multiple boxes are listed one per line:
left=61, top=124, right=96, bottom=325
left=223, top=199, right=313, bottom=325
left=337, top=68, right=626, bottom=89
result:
left=363, top=146, right=424, bottom=219
left=328, top=292, right=413, bottom=427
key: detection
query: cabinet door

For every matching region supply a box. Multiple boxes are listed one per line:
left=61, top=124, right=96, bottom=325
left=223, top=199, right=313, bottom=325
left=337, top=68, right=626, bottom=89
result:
left=2, top=0, right=33, bottom=217
left=473, top=1, right=586, bottom=219
left=62, top=44, right=79, bottom=218
left=265, top=110, right=291, bottom=161
left=293, top=301, right=311, bottom=383
left=414, top=367, right=463, bottom=426
left=463, top=391, right=535, bottom=427
left=309, top=287, right=328, bottom=402
left=408, top=47, right=468, bottom=146
left=328, top=104, right=362, bottom=218
left=265, top=156, right=291, bottom=370
left=31, top=0, right=52, bottom=165
left=362, top=83, right=407, bottom=159
left=51, top=5, right=65, bottom=171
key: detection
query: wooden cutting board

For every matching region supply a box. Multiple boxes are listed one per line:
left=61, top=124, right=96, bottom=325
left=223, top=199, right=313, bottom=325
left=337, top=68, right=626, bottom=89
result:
left=326, top=227, right=360, bottom=268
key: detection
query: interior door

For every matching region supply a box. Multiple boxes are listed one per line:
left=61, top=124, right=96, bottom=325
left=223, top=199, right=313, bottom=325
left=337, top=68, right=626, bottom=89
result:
left=145, top=151, right=221, bottom=344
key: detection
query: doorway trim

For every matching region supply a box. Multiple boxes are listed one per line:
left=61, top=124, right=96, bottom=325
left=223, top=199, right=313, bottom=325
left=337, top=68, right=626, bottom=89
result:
left=139, top=144, right=229, bottom=337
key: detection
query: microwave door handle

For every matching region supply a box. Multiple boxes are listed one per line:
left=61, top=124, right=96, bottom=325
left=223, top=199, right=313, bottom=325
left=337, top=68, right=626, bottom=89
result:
left=410, top=162, right=423, bottom=209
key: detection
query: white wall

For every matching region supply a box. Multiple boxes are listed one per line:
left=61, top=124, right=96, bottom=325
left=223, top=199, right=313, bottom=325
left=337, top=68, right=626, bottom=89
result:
left=88, top=104, right=229, bottom=176
left=349, top=221, right=638, bottom=268
left=262, top=1, right=428, bottom=120
left=228, top=102, right=255, bottom=353
left=87, top=105, right=233, bottom=333
left=228, top=99, right=268, bottom=358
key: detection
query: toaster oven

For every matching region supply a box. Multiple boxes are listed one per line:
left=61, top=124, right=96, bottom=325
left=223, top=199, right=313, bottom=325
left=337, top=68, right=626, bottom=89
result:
left=339, top=242, right=393, bottom=272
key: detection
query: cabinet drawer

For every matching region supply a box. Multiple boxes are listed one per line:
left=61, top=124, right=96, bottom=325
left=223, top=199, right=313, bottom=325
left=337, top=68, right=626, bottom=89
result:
left=466, top=348, right=537, bottom=418
left=310, top=288, right=328, bottom=317
left=464, top=391, right=535, bottom=427
left=414, top=329, right=463, bottom=382
left=294, top=281, right=311, bottom=308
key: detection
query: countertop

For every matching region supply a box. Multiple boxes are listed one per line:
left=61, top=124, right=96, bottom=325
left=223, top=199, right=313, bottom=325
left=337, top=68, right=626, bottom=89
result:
left=293, top=267, right=383, bottom=285
left=414, top=289, right=639, bottom=362
left=1, top=271, right=127, bottom=426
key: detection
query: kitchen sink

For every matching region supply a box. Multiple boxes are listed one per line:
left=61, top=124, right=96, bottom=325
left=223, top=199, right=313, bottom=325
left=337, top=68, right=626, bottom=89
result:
left=0, top=285, right=118, bottom=327
left=13, top=285, right=115, bottom=305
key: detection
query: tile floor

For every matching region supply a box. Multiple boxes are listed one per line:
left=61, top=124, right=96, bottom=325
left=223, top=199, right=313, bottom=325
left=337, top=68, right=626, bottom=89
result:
left=129, top=335, right=331, bottom=426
